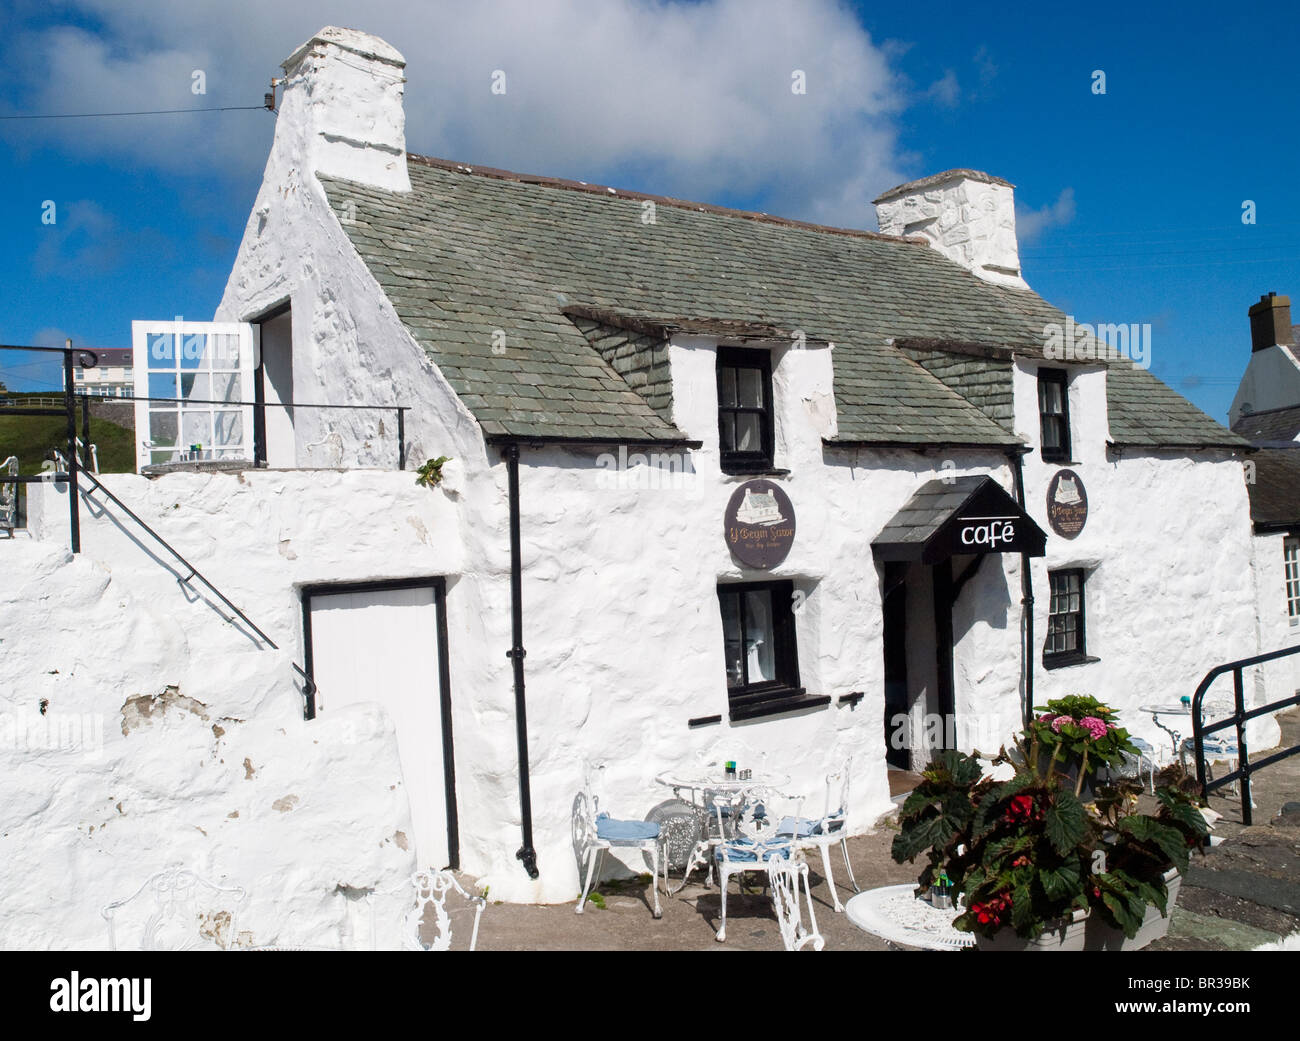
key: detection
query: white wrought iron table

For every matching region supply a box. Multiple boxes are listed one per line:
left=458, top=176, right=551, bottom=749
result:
left=1140, top=702, right=1192, bottom=758
left=651, top=772, right=792, bottom=893
left=844, top=884, right=974, bottom=950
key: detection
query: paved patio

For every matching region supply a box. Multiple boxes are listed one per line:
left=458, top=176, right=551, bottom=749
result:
left=468, top=708, right=1300, bottom=951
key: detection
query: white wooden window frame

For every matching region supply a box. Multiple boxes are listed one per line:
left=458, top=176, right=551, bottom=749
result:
left=132, top=321, right=255, bottom=471
left=1285, top=537, right=1300, bottom=626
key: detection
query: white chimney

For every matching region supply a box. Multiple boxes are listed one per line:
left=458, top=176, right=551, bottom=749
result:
left=874, top=170, right=1026, bottom=289
left=279, top=26, right=410, bottom=192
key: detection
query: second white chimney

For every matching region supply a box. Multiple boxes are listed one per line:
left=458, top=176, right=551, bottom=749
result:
left=874, top=170, right=1026, bottom=289
left=279, top=26, right=410, bottom=192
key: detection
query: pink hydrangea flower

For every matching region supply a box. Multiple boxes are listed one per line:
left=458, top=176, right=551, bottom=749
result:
left=1050, top=715, right=1072, bottom=733
left=1080, top=716, right=1109, bottom=740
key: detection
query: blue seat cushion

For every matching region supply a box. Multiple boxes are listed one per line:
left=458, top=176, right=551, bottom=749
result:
left=595, top=813, right=660, bottom=842
left=1130, top=737, right=1153, bottom=752
left=776, top=810, right=844, bottom=838
left=716, top=836, right=793, bottom=863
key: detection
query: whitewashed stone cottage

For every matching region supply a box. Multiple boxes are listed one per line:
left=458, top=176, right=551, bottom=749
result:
left=1, top=25, right=1280, bottom=942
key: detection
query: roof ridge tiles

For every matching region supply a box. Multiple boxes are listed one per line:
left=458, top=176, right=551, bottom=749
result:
left=406, top=153, right=922, bottom=244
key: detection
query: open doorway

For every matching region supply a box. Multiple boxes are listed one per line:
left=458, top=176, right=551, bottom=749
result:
left=254, top=306, right=295, bottom=467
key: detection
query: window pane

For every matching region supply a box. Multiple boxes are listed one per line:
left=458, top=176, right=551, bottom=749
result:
left=721, top=593, right=744, bottom=688
left=743, top=590, right=776, bottom=683
left=736, top=367, right=763, bottom=408
left=147, top=333, right=175, bottom=370
left=181, top=373, right=210, bottom=401
left=149, top=411, right=178, bottom=446
left=148, top=372, right=177, bottom=400
left=720, top=412, right=736, bottom=452
left=211, top=373, right=240, bottom=403
left=1042, top=416, right=1062, bottom=450
left=735, top=413, right=762, bottom=452
left=182, top=410, right=212, bottom=447
left=1039, top=378, right=1062, bottom=414
left=179, top=333, right=206, bottom=371
left=213, top=410, right=243, bottom=447
left=718, top=367, right=738, bottom=409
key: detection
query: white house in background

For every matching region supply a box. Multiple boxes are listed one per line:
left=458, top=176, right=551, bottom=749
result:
left=68, top=347, right=133, bottom=397
left=1230, top=292, right=1300, bottom=712
left=0, top=25, right=1284, bottom=945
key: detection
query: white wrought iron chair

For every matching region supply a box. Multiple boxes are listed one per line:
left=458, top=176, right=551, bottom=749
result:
left=102, top=864, right=246, bottom=950
left=573, top=767, right=664, bottom=918
left=712, top=787, right=820, bottom=948
left=0, top=456, right=18, bottom=535
left=401, top=869, right=485, bottom=951
left=767, top=853, right=825, bottom=951
left=777, top=756, right=859, bottom=912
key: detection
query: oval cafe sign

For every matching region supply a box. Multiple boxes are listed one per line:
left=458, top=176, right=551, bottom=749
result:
left=724, top=480, right=796, bottom=569
left=1046, top=468, right=1088, bottom=540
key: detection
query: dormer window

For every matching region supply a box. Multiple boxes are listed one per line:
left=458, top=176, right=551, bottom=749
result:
left=717, top=346, right=774, bottom=474
left=1037, top=368, right=1071, bottom=462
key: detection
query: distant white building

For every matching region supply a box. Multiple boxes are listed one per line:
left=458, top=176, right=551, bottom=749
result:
left=0, top=25, right=1285, bottom=947
left=68, top=347, right=133, bottom=397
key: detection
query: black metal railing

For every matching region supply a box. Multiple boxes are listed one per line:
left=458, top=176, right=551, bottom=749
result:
left=1191, top=643, right=1300, bottom=824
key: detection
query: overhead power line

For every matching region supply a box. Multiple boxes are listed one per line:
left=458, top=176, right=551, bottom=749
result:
left=0, top=104, right=269, bottom=121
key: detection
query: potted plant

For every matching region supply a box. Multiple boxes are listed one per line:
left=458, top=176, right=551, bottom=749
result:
left=1082, top=766, right=1209, bottom=950
left=892, top=699, right=1206, bottom=951
left=1029, top=694, right=1136, bottom=801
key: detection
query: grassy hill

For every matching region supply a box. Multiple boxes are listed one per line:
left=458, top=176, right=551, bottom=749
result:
left=0, top=411, right=136, bottom=475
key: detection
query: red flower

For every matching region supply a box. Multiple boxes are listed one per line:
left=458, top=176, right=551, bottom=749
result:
left=1003, top=794, right=1038, bottom=824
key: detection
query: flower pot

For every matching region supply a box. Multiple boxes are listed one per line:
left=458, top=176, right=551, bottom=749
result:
left=974, top=908, right=1089, bottom=951
left=1084, top=867, right=1181, bottom=951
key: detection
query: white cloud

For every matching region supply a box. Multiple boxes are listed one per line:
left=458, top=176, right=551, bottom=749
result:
left=922, top=70, right=960, bottom=107
left=1, top=0, right=911, bottom=228
left=1016, top=187, right=1076, bottom=243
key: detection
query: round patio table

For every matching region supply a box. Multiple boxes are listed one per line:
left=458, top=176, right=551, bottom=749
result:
left=844, top=885, right=974, bottom=950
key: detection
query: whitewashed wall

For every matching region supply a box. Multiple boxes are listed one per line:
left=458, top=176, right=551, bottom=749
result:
left=0, top=471, right=460, bottom=948
left=1010, top=358, right=1277, bottom=753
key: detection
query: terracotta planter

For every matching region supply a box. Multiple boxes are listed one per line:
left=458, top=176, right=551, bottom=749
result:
left=974, top=908, right=1090, bottom=951
left=1084, top=867, right=1181, bottom=951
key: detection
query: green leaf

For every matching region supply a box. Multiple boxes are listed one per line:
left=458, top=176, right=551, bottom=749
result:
left=1040, top=859, right=1082, bottom=902
left=1044, top=788, right=1087, bottom=856
left=1118, top=816, right=1186, bottom=868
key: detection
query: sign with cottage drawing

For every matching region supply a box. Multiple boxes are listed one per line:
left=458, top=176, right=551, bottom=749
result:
left=725, top=480, right=796, bottom=569
left=1046, top=469, right=1088, bottom=539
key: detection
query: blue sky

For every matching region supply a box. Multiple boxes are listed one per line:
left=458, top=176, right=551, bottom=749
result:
left=1, top=0, right=1296, bottom=424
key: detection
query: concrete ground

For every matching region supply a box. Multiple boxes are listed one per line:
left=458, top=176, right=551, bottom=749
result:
left=465, top=709, right=1300, bottom=951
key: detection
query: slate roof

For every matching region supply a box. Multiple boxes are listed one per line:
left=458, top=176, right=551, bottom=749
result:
left=1232, top=405, right=1300, bottom=444
left=1246, top=448, right=1300, bottom=530
left=319, top=157, right=1246, bottom=451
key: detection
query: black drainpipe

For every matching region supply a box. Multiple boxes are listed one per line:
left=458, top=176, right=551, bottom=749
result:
left=1010, top=448, right=1036, bottom=730
left=503, top=442, right=539, bottom=879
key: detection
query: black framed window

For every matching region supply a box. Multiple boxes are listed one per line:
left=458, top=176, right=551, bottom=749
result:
left=718, top=579, right=804, bottom=719
left=1044, top=568, right=1086, bottom=664
left=717, top=347, right=774, bottom=474
left=1037, top=368, right=1071, bottom=462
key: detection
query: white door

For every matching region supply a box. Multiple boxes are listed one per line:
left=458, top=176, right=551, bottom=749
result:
left=307, top=584, right=451, bottom=869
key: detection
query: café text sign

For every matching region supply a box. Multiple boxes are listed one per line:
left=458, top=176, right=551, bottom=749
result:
left=725, top=480, right=795, bottom=570
left=1046, top=469, right=1088, bottom=540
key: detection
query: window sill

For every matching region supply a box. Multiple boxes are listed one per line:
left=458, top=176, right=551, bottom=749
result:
left=722, top=462, right=787, bottom=478
left=728, top=689, right=831, bottom=722
left=1043, top=653, right=1101, bottom=671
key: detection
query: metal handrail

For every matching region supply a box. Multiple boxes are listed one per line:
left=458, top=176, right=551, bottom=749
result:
left=78, top=469, right=318, bottom=719
left=1191, top=643, right=1300, bottom=824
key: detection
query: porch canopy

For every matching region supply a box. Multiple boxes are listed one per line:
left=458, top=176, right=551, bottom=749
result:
left=872, top=475, right=1047, bottom=564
